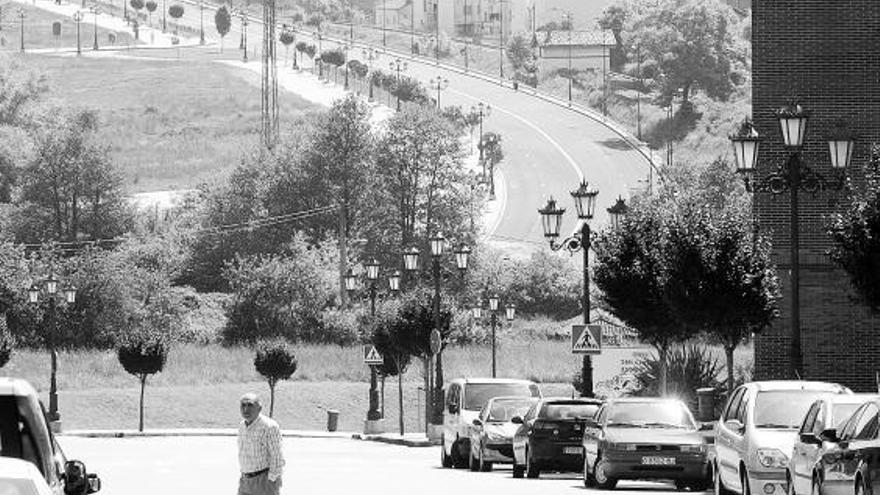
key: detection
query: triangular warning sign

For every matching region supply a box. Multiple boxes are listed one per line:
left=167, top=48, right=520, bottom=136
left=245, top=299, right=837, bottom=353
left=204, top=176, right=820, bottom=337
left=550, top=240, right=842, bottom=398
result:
left=364, top=345, right=384, bottom=365
left=571, top=324, right=602, bottom=354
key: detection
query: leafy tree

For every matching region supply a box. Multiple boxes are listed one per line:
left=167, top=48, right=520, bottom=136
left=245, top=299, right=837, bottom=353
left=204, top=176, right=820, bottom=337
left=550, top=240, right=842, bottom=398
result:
left=254, top=339, right=298, bottom=417
left=828, top=148, right=880, bottom=313
left=14, top=108, right=132, bottom=244
left=117, top=331, right=168, bottom=432
left=618, top=0, right=742, bottom=107
left=598, top=4, right=627, bottom=70
left=279, top=30, right=295, bottom=64
left=215, top=6, right=231, bottom=53
left=321, top=48, right=346, bottom=67
left=130, top=0, right=145, bottom=12
left=480, top=131, right=503, bottom=196
left=168, top=3, right=184, bottom=33
left=0, top=318, right=13, bottom=369
left=145, top=0, right=157, bottom=26
left=507, top=33, right=538, bottom=86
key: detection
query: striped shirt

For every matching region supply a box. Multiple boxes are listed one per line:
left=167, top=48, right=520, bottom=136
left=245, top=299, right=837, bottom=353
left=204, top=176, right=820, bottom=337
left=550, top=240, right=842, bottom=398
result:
left=238, top=414, right=285, bottom=482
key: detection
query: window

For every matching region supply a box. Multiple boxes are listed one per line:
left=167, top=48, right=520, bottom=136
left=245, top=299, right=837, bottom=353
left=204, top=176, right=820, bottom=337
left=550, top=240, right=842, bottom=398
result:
left=799, top=402, right=820, bottom=434
left=852, top=404, right=879, bottom=441
left=735, top=392, right=750, bottom=424
left=446, top=385, right=460, bottom=412
left=840, top=406, right=864, bottom=440
left=462, top=383, right=540, bottom=411
left=723, top=388, right=745, bottom=422
left=754, top=391, right=835, bottom=429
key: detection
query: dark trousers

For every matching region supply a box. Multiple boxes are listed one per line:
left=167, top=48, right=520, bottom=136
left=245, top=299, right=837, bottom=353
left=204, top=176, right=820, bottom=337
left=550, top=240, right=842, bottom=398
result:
left=238, top=472, right=281, bottom=495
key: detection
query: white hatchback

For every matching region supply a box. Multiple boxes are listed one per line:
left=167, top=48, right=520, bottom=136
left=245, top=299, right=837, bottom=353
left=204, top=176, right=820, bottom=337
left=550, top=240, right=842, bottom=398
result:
left=0, top=457, right=54, bottom=495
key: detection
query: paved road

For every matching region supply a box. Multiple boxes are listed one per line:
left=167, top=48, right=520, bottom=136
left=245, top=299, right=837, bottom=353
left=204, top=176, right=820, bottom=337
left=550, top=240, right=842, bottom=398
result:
left=58, top=435, right=690, bottom=495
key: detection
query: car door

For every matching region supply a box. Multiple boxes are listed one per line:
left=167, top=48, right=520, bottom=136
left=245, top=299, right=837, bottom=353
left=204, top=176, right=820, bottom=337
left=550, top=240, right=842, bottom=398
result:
left=822, top=408, right=863, bottom=495
left=792, top=401, right=822, bottom=495
left=847, top=404, right=879, bottom=495
left=717, top=387, right=746, bottom=489
left=443, top=384, right=461, bottom=455
left=512, top=402, right=538, bottom=464
left=471, top=404, right=489, bottom=457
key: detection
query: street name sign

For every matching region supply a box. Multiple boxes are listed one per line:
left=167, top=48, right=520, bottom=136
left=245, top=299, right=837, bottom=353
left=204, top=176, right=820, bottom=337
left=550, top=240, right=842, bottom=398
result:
left=363, top=345, right=383, bottom=365
left=571, top=324, right=602, bottom=354
left=429, top=329, right=442, bottom=355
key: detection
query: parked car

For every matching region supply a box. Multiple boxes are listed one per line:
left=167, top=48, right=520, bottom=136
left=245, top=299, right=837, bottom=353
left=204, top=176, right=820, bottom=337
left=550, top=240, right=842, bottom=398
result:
left=468, top=396, right=538, bottom=472
left=441, top=378, right=541, bottom=469
left=0, top=457, right=55, bottom=495
left=714, top=381, right=851, bottom=495
left=582, top=397, right=712, bottom=490
left=787, top=395, right=878, bottom=495
left=0, top=377, right=101, bottom=495
left=510, top=397, right=603, bottom=479
left=809, top=397, right=880, bottom=495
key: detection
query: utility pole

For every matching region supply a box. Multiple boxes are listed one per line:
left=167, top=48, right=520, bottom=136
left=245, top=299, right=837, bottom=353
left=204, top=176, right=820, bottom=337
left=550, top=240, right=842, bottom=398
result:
left=18, top=9, right=25, bottom=53
left=91, top=3, right=99, bottom=51
left=261, top=0, right=279, bottom=150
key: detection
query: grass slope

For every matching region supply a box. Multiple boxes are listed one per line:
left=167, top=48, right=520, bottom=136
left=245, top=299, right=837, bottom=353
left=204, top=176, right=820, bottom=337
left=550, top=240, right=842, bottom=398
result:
left=1, top=3, right=137, bottom=51
left=30, top=55, right=319, bottom=192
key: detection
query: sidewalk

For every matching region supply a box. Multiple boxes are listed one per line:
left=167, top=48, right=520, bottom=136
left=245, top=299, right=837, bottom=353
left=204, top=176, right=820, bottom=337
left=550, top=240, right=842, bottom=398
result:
left=62, top=428, right=437, bottom=447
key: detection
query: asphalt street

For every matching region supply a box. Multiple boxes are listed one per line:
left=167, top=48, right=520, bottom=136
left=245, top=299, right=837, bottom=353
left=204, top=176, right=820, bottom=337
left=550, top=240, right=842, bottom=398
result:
left=58, top=436, right=694, bottom=495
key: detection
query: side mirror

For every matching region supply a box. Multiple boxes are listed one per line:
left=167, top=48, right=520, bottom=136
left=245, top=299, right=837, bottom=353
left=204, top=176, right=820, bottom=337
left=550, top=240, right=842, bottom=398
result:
left=448, top=404, right=459, bottom=415
left=724, top=419, right=745, bottom=434
left=472, top=418, right=483, bottom=427
left=87, top=474, right=101, bottom=494
left=510, top=416, right=523, bottom=425
left=64, top=460, right=100, bottom=495
left=819, top=428, right=840, bottom=443
left=800, top=432, right=822, bottom=445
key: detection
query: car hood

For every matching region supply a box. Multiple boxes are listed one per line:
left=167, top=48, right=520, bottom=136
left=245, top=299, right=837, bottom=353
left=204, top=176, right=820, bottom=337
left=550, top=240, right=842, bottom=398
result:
left=752, top=428, right=798, bottom=457
left=484, top=422, right=519, bottom=439
left=606, top=427, right=704, bottom=445
left=461, top=409, right=481, bottom=425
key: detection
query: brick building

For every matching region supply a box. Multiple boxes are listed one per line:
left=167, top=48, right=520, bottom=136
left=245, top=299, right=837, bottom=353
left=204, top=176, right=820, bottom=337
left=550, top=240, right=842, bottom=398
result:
left=752, top=1, right=880, bottom=391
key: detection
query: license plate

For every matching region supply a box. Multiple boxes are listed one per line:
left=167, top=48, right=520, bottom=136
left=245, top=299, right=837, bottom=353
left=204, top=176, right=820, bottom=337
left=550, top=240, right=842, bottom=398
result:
left=641, top=456, right=676, bottom=465
left=563, top=447, right=581, bottom=455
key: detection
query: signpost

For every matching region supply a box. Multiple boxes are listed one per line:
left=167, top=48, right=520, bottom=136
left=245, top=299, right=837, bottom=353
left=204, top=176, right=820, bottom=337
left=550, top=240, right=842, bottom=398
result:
left=429, top=329, right=441, bottom=356
left=571, top=324, right=602, bottom=354
left=363, top=345, right=383, bottom=366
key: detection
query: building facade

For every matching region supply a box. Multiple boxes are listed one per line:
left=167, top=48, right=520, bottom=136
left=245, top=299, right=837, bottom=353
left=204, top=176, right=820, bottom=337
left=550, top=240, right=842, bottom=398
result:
left=537, top=30, right=611, bottom=73
left=752, top=0, right=880, bottom=391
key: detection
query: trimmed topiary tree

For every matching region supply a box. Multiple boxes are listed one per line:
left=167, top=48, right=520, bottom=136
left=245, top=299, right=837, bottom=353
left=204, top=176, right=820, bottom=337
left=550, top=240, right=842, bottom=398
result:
left=168, top=4, right=184, bottom=34
left=118, top=333, right=168, bottom=432
left=254, top=340, right=298, bottom=418
left=215, top=6, right=231, bottom=53
left=145, top=0, right=157, bottom=25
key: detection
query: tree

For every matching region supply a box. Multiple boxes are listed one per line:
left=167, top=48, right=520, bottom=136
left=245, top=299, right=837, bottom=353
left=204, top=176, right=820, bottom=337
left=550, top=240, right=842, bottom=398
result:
left=215, top=6, right=231, bottom=53
left=0, top=318, right=13, bottom=369
left=507, top=33, right=538, bottom=86
left=254, top=340, right=298, bottom=417
left=130, top=0, right=145, bottom=14
left=598, top=5, right=627, bottom=71
left=168, top=4, right=184, bottom=34
left=480, top=131, right=503, bottom=197
left=117, top=332, right=168, bottom=432
left=14, top=108, right=132, bottom=244
left=145, top=0, right=157, bottom=25
left=279, top=29, right=295, bottom=65
left=620, top=0, right=741, bottom=106
left=828, top=147, right=880, bottom=313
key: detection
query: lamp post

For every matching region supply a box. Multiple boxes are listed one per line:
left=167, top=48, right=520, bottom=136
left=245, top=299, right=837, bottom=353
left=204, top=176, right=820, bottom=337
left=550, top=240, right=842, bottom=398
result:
left=382, top=0, right=386, bottom=47
left=472, top=293, right=515, bottom=378
left=390, top=58, right=407, bottom=110
left=241, top=10, right=249, bottom=63
left=728, top=103, right=853, bottom=379
left=73, top=11, right=84, bottom=55
left=538, top=182, right=628, bottom=397
left=410, top=0, right=415, bottom=54
left=472, top=102, right=491, bottom=165
left=363, top=47, right=378, bottom=100
left=429, top=75, right=449, bottom=109
left=199, top=0, right=205, bottom=45
left=162, top=0, right=166, bottom=32
left=18, top=9, right=25, bottom=53
left=91, top=3, right=99, bottom=50
left=634, top=43, right=642, bottom=140
left=28, top=274, right=77, bottom=431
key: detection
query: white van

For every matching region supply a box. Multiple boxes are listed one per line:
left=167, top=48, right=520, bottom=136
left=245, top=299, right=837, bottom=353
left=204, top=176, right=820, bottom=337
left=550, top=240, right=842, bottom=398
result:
left=440, top=378, right=541, bottom=468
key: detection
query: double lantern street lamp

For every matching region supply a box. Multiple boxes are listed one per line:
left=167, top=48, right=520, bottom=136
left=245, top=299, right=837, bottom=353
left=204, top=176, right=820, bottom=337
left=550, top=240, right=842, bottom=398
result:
left=728, top=101, right=854, bottom=379
left=28, top=274, right=77, bottom=429
left=345, top=259, right=400, bottom=426
left=538, top=182, right=628, bottom=397
left=471, top=294, right=515, bottom=378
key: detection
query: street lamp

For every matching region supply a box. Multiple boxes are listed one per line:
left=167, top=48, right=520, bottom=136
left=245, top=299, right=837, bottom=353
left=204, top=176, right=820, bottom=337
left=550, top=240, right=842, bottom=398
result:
left=390, top=58, right=407, bottom=110
left=472, top=292, right=515, bottom=378
left=382, top=0, right=386, bottom=47
left=538, top=182, right=627, bottom=397
left=199, top=0, right=205, bottom=45
left=429, top=76, right=449, bottom=109
left=90, top=3, right=99, bottom=51
left=28, top=274, right=77, bottom=430
left=471, top=102, right=491, bottom=174
left=728, top=103, right=853, bottom=379
left=241, top=9, right=249, bottom=63
left=73, top=11, right=84, bottom=55
left=363, top=48, right=379, bottom=100
left=18, top=9, right=25, bottom=53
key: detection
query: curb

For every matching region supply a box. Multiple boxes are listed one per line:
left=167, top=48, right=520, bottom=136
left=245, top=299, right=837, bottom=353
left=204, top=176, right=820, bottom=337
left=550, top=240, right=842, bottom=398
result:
left=350, top=433, right=438, bottom=448
left=61, top=429, right=354, bottom=439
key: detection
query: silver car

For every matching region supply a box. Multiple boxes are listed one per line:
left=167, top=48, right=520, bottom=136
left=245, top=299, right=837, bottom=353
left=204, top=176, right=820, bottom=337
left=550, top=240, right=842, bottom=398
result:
left=714, top=381, right=851, bottom=495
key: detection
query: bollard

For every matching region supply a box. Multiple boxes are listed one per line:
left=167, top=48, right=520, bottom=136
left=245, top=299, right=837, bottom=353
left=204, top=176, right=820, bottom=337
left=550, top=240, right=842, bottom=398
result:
left=696, top=388, right=717, bottom=422
left=326, top=409, right=339, bottom=432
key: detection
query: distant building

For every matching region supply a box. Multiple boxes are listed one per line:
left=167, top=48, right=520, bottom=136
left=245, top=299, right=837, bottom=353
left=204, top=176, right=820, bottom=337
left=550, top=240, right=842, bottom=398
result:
left=537, top=29, right=613, bottom=73
left=374, top=0, right=411, bottom=30
left=376, top=0, right=535, bottom=39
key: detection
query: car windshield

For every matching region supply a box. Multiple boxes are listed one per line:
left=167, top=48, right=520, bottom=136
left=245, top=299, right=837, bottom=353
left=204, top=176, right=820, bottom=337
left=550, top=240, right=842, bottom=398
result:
left=755, top=391, right=836, bottom=429
left=831, top=404, right=862, bottom=429
left=606, top=402, right=695, bottom=429
left=464, top=383, right=540, bottom=411
left=0, top=479, right=38, bottom=495
left=487, top=399, right=536, bottom=422
left=540, top=402, right=601, bottom=420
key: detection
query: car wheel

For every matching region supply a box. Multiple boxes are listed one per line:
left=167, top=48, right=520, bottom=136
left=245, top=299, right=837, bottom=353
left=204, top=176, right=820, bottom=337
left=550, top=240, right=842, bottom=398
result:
left=786, top=471, right=796, bottom=495
left=440, top=437, right=453, bottom=468
left=512, top=462, right=525, bottom=479
left=526, top=448, right=540, bottom=479
left=742, top=469, right=752, bottom=495
left=478, top=447, right=492, bottom=472
left=855, top=477, right=869, bottom=495
left=594, top=456, right=618, bottom=490
left=469, top=446, right=479, bottom=472
left=451, top=439, right=467, bottom=469
left=583, top=454, right=597, bottom=488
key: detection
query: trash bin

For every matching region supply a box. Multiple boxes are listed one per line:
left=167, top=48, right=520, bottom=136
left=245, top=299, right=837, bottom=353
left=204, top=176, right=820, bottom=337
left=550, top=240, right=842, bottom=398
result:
left=513, top=81, right=519, bottom=91
left=696, top=388, right=716, bottom=422
left=326, top=410, right=339, bottom=432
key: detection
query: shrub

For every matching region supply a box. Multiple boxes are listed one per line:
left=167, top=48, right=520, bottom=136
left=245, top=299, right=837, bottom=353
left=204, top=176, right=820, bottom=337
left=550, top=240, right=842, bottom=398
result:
left=321, top=49, right=346, bottom=67
left=254, top=339, right=298, bottom=417
left=627, top=343, right=722, bottom=412
left=0, top=322, right=13, bottom=369
left=279, top=30, right=294, bottom=46
left=117, top=332, right=168, bottom=432
left=168, top=4, right=184, bottom=19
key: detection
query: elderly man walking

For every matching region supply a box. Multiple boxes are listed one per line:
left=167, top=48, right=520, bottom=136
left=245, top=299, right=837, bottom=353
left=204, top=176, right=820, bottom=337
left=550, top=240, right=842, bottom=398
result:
left=238, top=393, right=285, bottom=495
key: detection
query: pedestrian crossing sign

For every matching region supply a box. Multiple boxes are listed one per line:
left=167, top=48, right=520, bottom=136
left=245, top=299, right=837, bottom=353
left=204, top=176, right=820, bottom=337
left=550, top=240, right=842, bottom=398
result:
left=363, top=345, right=384, bottom=365
left=571, top=324, right=602, bottom=354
